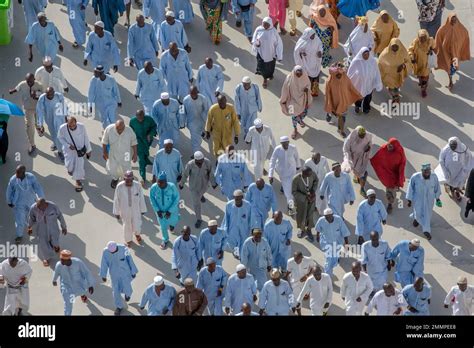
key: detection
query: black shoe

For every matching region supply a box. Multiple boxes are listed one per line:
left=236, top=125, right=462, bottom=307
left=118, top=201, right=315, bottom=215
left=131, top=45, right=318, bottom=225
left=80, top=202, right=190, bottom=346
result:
left=297, top=230, right=305, bottom=238
left=280, top=186, right=284, bottom=194
left=114, top=308, right=122, bottom=315
left=124, top=295, right=130, bottom=302
left=363, top=108, right=371, bottom=114
left=413, top=220, right=419, bottom=227
left=326, top=113, right=332, bottom=123
left=306, top=231, right=314, bottom=242
left=465, top=209, right=470, bottom=218
left=355, top=106, right=361, bottom=114
left=200, top=196, right=206, bottom=203
left=111, top=179, right=119, bottom=189
left=17, top=308, right=23, bottom=316
left=58, top=152, right=65, bottom=161
left=236, top=20, right=242, bottom=28
left=195, top=219, right=202, bottom=229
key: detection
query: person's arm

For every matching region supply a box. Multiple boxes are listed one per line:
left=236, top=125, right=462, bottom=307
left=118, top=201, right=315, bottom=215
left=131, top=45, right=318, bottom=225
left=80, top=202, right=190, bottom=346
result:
left=412, top=248, right=425, bottom=279
left=111, top=39, right=121, bottom=69
left=406, top=175, right=415, bottom=204
left=52, top=262, right=61, bottom=285
left=112, top=79, right=121, bottom=104
left=150, top=26, right=159, bottom=55
left=195, top=292, right=208, bottom=315
left=360, top=276, right=374, bottom=303
left=180, top=162, right=190, bottom=187
left=292, top=176, right=306, bottom=202
left=138, top=186, right=147, bottom=214
left=57, top=206, right=67, bottom=232
left=257, top=285, right=268, bottom=313
left=135, top=74, right=142, bottom=98
left=139, top=288, right=148, bottom=309
left=296, top=277, right=311, bottom=304
left=58, top=69, right=68, bottom=91
left=234, top=85, right=241, bottom=116
left=379, top=201, right=388, bottom=223
left=31, top=175, right=45, bottom=198
left=208, top=160, right=217, bottom=187
left=6, top=179, right=14, bottom=206
left=216, top=66, right=224, bottom=95
left=346, top=174, right=356, bottom=203
left=99, top=251, right=109, bottom=280
left=231, top=107, right=240, bottom=138
left=126, top=249, right=138, bottom=276
left=268, top=148, right=278, bottom=179
left=127, top=27, right=135, bottom=64
left=355, top=204, right=365, bottom=238
left=444, top=287, right=455, bottom=307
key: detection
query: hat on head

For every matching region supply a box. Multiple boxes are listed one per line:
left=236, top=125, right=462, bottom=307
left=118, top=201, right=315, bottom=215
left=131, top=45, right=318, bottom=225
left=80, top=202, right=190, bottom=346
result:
left=366, top=189, right=376, bottom=196
left=357, top=126, right=366, bottom=136
left=158, top=171, right=167, bottom=181
left=184, top=278, right=194, bottom=286
left=60, top=250, right=72, bottom=260
left=194, top=151, right=204, bottom=160
left=331, top=162, right=341, bottom=169
left=94, top=21, right=105, bottom=28
left=457, top=276, right=467, bottom=285
left=37, top=12, right=46, bottom=18
left=263, top=17, right=272, bottom=25
left=208, top=220, right=218, bottom=227
left=280, top=135, right=289, bottom=143
left=95, top=65, right=105, bottom=72
left=251, top=228, right=262, bottom=235
left=253, top=118, right=263, bottom=128
left=161, top=92, right=170, bottom=99
left=124, top=170, right=134, bottom=179
left=164, top=139, right=173, bottom=145
left=206, top=257, right=216, bottom=266
left=42, top=56, right=53, bottom=65
left=233, top=189, right=244, bottom=197
left=154, top=275, right=164, bottom=286
left=236, top=264, right=246, bottom=272
left=323, top=208, right=333, bottom=215
left=166, top=10, right=175, bottom=17
left=421, top=163, right=431, bottom=170
left=410, top=238, right=421, bottom=247
left=294, top=65, right=303, bottom=72
left=107, top=241, right=118, bottom=252
left=242, top=76, right=251, bottom=83
left=270, top=268, right=281, bottom=279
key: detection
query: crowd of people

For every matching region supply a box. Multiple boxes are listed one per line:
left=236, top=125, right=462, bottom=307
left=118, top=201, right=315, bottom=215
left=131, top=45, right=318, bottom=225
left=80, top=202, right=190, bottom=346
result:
left=0, top=0, right=472, bottom=316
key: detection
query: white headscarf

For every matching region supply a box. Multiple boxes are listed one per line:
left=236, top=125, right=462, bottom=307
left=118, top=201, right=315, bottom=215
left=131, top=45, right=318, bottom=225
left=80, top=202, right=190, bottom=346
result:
left=347, top=47, right=383, bottom=97
left=294, top=27, right=323, bottom=77
left=343, top=23, right=375, bottom=60
left=251, top=17, right=283, bottom=62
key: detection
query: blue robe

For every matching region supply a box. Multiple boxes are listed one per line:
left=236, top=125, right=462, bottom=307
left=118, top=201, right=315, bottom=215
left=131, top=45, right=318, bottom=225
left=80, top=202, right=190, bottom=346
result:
left=172, top=0, right=194, bottom=24
left=159, top=48, right=193, bottom=101
left=361, top=240, right=391, bottom=290
left=152, top=148, right=183, bottom=184
left=234, top=82, right=262, bottom=136
left=6, top=173, right=44, bottom=238
left=196, top=64, right=224, bottom=104
left=22, top=0, right=47, bottom=30
left=241, top=236, right=273, bottom=291
left=135, top=67, right=167, bottom=116
left=231, top=0, right=256, bottom=37
left=99, top=244, right=138, bottom=309
left=151, top=98, right=183, bottom=147
left=215, top=154, right=252, bottom=200
left=263, top=219, right=292, bottom=270
left=224, top=273, right=257, bottom=313
left=402, top=283, right=431, bottom=315
left=197, top=227, right=226, bottom=266
left=159, top=20, right=188, bottom=50
left=245, top=183, right=277, bottom=229
left=84, top=31, right=121, bottom=72
left=143, top=0, right=168, bottom=37
left=127, top=23, right=159, bottom=70
left=25, top=21, right=61, bottom=62
left=53, top=257, right=95, bottom=315
left=182, top=93, right=210, bottom=152
left=139, top=283, right=176, bottom=315
left=171, top=235, right=200, bottom=284
left=390, top=240, right=424, bottom=288
left=221, top=199, right=251, bottom=254
left=92, top=0, right=125, bottom=36
left=319, top=172, right=355, bottom=218
left=66, top=0, right=89, bottom=45
left=149, top=182, right=180, bottom=243
left=88, top=75, right=121, bottom=129
left=406, top=173, right=441, bottom=233
left=258, top=279, right=294, bottom=315
left=36, top=92, right=68, bottom=150
left=355, top=199, right=388, bottom=241
left=315, top=215, right=350, bottom=276
left=196, top=266, right=228, bottom=315
left=337, top=0, right=380, bottom=18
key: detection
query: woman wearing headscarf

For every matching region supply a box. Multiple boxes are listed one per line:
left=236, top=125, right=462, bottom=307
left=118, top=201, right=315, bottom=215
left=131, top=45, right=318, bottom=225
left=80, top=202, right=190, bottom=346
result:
left=464, top=169, right=474, bottom=218
left=309, top=4, right=339, bottom=68
left=435, top=13, right=470, bottom=90
left=200, top=0, right=225, bottom=45
left=370, top=138, right=406, bottom=213
left=438, top=137, right=472, bottom=201
left=347, top=47, right=383, bottom=114
left=371, top=10, right=400, bottom=56
left=408, top=29, right=435, bottom=98
left=294, top=28, right=323, bottom=97
left=378, top=38, right=410, bottom=104
left=324, top=63, right=362, bottom=138
left=343, top=126, right=372, bottom=197
left=310, top=0, right=340, bottom=25
left=416, top=0, right=444, bottom=38
left=251, top=17, right=284, bottom=88
left=280, top=66, right=313, bottom=139
left=344, top=16, right=374, bottom=63
left=337, top=0, right=380, bottom=19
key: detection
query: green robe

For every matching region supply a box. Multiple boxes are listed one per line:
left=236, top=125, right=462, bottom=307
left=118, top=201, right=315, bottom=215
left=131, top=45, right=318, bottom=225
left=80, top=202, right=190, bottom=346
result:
left=130, top=116, right=157, bottom=180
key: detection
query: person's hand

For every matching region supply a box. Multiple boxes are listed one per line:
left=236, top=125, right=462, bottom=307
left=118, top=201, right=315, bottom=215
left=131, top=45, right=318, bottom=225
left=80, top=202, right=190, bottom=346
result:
left=28, top=52, right=33, bottom=62
left=58, top=43, right=64, bottom=52
left=185, top=45, right=192, bottom=53
left=88, top=287, right=94, bottom=294
left=94, top=9, right=99, bottom=15
left=132, top=153, right=137, bottom=163
left=157, top=211, right=163, bottom=218
left=8, top=88, right=16, bottom=94
left=217, top=250, right=223, bottom=259
left=69, top=144, right=76, bottom=150
left=8, top=203, right=14, bottom=208
left=86, top=152, right=91, bottom=159
left=179, top=184, right=184, bottom=190
left=356, top=297, right=362, bottom=302
left=267, top=266, right=272, bottom=272
left=349, top=201, right=354, bottom=205
left=234, top=136, right=239, bottom=144
left=235, top=11, right=240, bottom=15
left=162, top=308, right=168, bottom=315
left=285, top=239, right=291, bottom=246
left=390, top=260, right=395, bottom=268
left=253, top=294, right=257, bottom=302
left=443, top=304, right=449, bottom=309
left=19, top=276, right=27, bottom=285
left=115, top=215, right=121, bottom=220
left=113, top=65, right=118, bottom=73
left=269, top=177, right=273, bottom=184
left=165, top=211, right=171, bottom=219
left=80, top=4, right=85, bottom=10
left=128, top=58, right=134, bottom=67
left=393, top=307, right=402, bottom=315
left=205, top=131, right=210, bottom=140
left=259, top=308, right=265, bottom=316
left=212, top=184, right=218, bottom=189
left=320, top=195, right=324, bottom=201
left=102, top=277, right=107, bottom=282
left=217, top=289, right=222, bottom=297
left=64, top=87, right=69, bottom=93
left=131, top=274, right=136, bottom=279
left=62, top=228, right=67, bottom=235
left=316, top=234, right=320, bottom=243
left=397, top=64, right=404, bottom=73
left=18, top=0, right=22, bottom=3
left=407, top=200, right=412, bottom=207
left=120, top=12, right=124, bottom=17
left=225, top=307, right=230, bottom=315
left=83, top=59, right=88, bottom=66
left=387, top=261, right=391, bottom=271
left=324, top=302, right=329, bottom=309
left=175, top=270, right=181, bottom=279
left=317, top=51, right=322, bottom=58
left=382, top=220, right=386, bottom=225
left=408, top=306, right=417, bottom=313
left=103, top=152, right=109, bottom=161
left=52, top=281, right=57, bottom=286
left=299, top=275, right=307, bottom=283
left=177, top=175, right=182, bottom=183
left=237, top=114, right=241, bottom=121
left=303, top=87, right=309, bottom=93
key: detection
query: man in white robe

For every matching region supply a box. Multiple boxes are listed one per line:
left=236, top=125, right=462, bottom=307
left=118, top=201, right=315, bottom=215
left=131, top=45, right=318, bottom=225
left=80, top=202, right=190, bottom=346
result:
left=197, top=58, right=224, bottom=104
left=360, top=231, right=392, bottom=292
left=296, top=265, right=332, bottom=316
left=286, top=251, right=316, bottom=300
left=0, top=257, right=33, bottom=315
left=113, top=171, right=147, bottom=246
left=245, top=118, right=275, bottom=179
left=235, top=76, right=263, bottom=138
left=304, top=152, right=330, bottom=213
left=444, top=276, right=473, bottom=316
left=366, top=283, right=405, bottom=315
left=341, top=261, right=374, bottom=315
left=35, top=56, right=68, bottom=93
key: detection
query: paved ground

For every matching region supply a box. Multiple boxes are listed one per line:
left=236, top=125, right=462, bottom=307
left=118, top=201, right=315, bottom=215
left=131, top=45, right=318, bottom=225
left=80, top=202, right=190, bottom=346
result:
left=0, top=0, right=472, bottom=315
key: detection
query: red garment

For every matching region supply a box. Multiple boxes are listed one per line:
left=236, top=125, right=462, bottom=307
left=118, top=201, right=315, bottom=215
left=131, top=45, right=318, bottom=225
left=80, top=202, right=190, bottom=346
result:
left=370, top=138, right=406, bottom=188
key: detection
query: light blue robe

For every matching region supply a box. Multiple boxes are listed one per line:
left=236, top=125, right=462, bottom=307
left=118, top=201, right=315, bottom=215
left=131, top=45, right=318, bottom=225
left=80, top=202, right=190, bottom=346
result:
left=22, top=0, right=47, bottom=30
left=390, top=240, right=424, bottom=288
left=88, top=75, right=121, bottom=129
left=196, top=265, right=228, bottom=315
left=92, top=0, right=125, bottom=36
left=52, top=257, right=95, bottom=315
left=182, top=93, right=210, bottom=152
left=221, top=199, right=251, bottom=253
left=355, top=199, right=388, bottom=241
left=258, top=279, right=294, bottom=315
left=172, top=0, right=194, bottom=24
left=241, top=236, right=273, bottom=291
left=36, top=92, right=68, bottom=150
left=152, top=148, right=183, bottom=184
left=66, top=0, right=89, bottom=45
left=99, top=244, right=138, bottom=309
left=149, top=182, right=180, bottom=243
left=135, top=67, right=167, bottom=116
left=197, top=227, right=226, bottom=266
left=159, top=48, right=193, bottom=101
left=151, top=98, right=183, bottom=147
left=224, top=273, right=257, bottom=313
left=127, top=23, right=159, bottom=70
left=196, top=64, right=224, bottom=104
left=315, top=215, right=350, bottom=276
left=361, top=240, right=391, bottom=291
left=231, top=0, right=256, bottom=37
left=402, top=283, right=431, bottom=315
left=143, top=0, right=168, bottom=37
left=234, top=82, right=262, bottom=136
left=319, top=172, right=355, bottom=218
left=84, top=31, right=121, bottom=72
left=171, top=235, right=200, bottom=284
left=6, top=173, right=44, bottom=238
left=263, top=219, right=292, bottom=270
left=245, top=183, right=277, bottom=229
left=25, top=21, right=61, bottom=62
left=406, top=173, right=441, bottom=233
left=139, top=283, right=176, bottom=315
left=158, top=20, right=188, bottom=50
left=215, top=154, right=253, bottom=200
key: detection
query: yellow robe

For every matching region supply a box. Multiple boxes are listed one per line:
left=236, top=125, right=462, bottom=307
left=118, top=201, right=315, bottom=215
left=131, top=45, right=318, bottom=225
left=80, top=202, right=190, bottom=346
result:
left=378, top=38, right=410, bottom=89
left=205, top=103, right=240, bottom=156
left=408, top=30, right=435, bottom=78
left=371, top=10, right=400, bottom=55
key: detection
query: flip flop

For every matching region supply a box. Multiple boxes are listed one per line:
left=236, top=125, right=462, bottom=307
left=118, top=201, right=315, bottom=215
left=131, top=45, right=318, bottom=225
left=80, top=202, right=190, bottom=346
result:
left=135, top=235, right=142, bottom=243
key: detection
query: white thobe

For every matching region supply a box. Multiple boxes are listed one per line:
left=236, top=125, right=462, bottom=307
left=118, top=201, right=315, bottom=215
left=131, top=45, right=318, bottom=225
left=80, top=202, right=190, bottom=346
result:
left=58, top=123, right=92, bottom=180
left=286, top=256, right=316, bottom=299
left=444, top=285, right=473, bottom=316
left=304, top=156, right=330, bottom=213
left=0, top=259, right=32, bottom=315
left=341, top=272, right=373, bottom=315
left=366, top=289, right=405, bottom=315
left=102, top=125, right=138, bottom=180
left=34, top=66, right=68, bottom=92
left=113, top=181, right=147, bottom=242
left=269, top=144, right=300, bottom=204
left=245, top=125, right=276, bottom=179
left=297, top=274, right=333, bottom=315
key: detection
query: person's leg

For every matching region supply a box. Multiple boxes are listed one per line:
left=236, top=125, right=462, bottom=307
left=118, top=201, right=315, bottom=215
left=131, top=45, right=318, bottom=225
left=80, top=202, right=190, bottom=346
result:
left=420, top=76, right=429, bottom=97
left=354, top=99, right=362, bottom=113
left=363, top=93, right=372, bottom=113
left=278, top=0, right=286, bottom=32
left=24, top=109, right=36, bottom=151
left=125, top=2, right=131, bottom=26
left=62, top=289, right=74, bottom=316
left=386, top=187, right=396, bottom=213
left=191, top=190, right=202, bottom=222
left=288, top=1, right=297, bottom=34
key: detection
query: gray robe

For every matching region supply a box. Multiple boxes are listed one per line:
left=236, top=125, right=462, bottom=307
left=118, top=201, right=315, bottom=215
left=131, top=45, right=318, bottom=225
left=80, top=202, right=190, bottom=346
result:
left=292, top=172, right=318, bottom=229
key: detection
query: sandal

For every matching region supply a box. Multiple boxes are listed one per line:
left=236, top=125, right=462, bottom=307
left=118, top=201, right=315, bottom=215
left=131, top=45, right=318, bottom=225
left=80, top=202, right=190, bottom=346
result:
left=43, top=260, right=49, bottom=267
left=160, top=242, right=168, bottom=250
left=262, top=80, right=268, bottom=88
left=135, top=235, right=142, bottom=243
left=423, top=232, right=432, bottom=240
left=81, top=295, right=88, bottom=303
left=75, top=183, right=83, bottom=192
